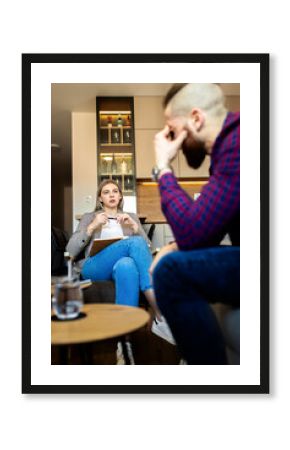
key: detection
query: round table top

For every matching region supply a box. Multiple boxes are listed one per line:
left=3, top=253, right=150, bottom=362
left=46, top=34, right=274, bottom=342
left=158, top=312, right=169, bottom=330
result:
left=51, top=303, right=150, bottom=345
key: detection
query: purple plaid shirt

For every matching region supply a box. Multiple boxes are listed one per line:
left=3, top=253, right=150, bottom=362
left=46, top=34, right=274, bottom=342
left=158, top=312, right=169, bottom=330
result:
left=158, top=112, right=240, bottom=250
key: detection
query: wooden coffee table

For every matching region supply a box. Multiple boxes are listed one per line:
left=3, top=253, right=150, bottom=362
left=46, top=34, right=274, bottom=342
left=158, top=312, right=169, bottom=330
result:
left=51, top=304, right=150, bottom=364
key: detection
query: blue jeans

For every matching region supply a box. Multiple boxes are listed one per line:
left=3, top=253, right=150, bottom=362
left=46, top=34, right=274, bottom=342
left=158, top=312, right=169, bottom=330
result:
left=82, top=236, right=152, bottom=307
left=153, top=246, right=240, bottom=364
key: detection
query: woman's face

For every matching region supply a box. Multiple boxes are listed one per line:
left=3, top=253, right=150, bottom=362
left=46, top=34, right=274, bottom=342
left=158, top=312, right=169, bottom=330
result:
left=99, top=183, right=122, bottom=209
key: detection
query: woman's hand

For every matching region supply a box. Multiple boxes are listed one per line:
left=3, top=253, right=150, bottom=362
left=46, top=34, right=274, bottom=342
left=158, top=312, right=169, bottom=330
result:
left=87, top=213, right=108, bottom=236
left=149, top=242, right=178, bottom=275
left=117, top=213, right=138, bottom=233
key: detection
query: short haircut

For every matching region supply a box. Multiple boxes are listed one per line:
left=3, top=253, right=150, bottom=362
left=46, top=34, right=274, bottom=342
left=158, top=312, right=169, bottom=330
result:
left=163, top=84, right=188, bottom=108
left=164, top=83, right=226, bottom=118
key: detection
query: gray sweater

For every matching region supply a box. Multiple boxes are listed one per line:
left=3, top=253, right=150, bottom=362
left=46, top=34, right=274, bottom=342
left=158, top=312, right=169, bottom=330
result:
left=66, top=210, right=151, bottom=268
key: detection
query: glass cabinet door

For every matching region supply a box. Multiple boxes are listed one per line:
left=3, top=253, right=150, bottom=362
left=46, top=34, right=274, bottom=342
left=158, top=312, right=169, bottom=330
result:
left=96, top=97, right=136, bottom=195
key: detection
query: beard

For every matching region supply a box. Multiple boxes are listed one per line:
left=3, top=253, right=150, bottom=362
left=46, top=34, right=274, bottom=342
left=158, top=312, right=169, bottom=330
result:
left=181, top=135, right=207, bottom=169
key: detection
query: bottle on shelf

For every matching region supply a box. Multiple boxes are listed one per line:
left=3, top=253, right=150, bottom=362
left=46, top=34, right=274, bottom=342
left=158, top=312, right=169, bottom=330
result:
left=125, top=176, right=132, bottom=191
left=112, top=129, right=120, bottom=144
left=123, top=129, right=131, bottom=143
left=111, top=154, right=117, bottom=174
left=117, top=114, right=123, bottom=127
left=107, top=116, right=113, bottom=128
left=101, top=158, right=108, bottom=174
left=127, top=159, right=133, bottom=174
left=120, top=158, right=128, bottom=174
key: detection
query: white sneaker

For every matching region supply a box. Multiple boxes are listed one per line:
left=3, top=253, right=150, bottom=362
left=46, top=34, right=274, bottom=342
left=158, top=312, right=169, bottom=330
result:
left=116, top=340, right=135, bottom=365
left=151, top=316, right=176, bottom=345
left=116, top=342, right=125, bottom=365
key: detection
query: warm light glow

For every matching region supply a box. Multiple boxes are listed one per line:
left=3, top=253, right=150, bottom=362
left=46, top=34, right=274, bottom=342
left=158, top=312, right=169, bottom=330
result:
left=99, top=111, right=131, bottom=114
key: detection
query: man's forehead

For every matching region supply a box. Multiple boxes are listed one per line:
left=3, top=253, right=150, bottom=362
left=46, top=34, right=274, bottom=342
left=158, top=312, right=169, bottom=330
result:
left=165, top=112, right=184, bottom=128
left=164, top=105, right=181, bottom=124
left=164, top=104, right=172, bottom=120
left=164, top=104, right=188, bottom=124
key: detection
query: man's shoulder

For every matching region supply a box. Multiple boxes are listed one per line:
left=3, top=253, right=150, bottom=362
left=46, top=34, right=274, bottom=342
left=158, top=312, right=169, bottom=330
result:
left=211, top=113, right=240, bottom=176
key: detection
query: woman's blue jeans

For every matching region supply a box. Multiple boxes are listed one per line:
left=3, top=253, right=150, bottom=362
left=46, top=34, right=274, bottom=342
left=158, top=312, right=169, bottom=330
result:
left=82, top=236, right=152, bottom=307
left=153, top=246, right=240, bottom=364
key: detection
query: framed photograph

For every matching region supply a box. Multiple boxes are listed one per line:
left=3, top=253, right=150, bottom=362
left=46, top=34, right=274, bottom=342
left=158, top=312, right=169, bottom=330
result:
left=22, top=53, right=269, bottom=394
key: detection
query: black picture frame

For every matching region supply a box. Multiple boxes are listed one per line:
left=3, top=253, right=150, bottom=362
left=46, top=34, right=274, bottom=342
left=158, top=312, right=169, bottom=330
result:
left=22, top=53, right=269, bottom=394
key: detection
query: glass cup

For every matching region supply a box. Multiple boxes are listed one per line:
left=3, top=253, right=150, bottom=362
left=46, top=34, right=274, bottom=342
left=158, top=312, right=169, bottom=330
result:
left=52, top=281, right=83, bottom=320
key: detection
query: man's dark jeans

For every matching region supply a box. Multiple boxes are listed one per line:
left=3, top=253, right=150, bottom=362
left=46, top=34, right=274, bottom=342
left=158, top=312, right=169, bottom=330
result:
left=153, top=246, right=240, bottom=364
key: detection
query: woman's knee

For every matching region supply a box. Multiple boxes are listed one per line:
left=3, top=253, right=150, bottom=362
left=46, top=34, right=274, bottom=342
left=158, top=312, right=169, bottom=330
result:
left=112, top=257, right=138, bottom=277
left=130, top=236, right=144, bottom=242
left=129, top=235, right=148, bottom=248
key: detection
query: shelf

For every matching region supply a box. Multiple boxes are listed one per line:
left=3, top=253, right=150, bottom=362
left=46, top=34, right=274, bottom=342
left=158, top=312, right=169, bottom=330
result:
left=97, top=97, right=135, bottom=196
left=100, top=173, right=133, bottom=177
left=99, top=110, right=131, bottom=114
left=100, top=152, right=133, bottom=156
left=101, top=151, right=133, bottom=156
left=100, top=126, right=131, bottom=129
left=100, top=143, right=132, bottom=147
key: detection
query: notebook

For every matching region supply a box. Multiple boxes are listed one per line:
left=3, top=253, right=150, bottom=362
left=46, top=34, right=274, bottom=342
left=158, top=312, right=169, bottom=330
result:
left=89, top=236, right=127, bottom=257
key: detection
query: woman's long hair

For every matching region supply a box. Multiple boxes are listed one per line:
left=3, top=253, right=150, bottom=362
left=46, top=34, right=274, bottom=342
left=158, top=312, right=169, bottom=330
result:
left=94, top=179, right=124, bottom=212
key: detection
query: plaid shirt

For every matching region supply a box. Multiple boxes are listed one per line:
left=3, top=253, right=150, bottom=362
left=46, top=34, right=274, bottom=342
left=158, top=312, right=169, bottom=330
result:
left=158, top=112, right=240, bottom=250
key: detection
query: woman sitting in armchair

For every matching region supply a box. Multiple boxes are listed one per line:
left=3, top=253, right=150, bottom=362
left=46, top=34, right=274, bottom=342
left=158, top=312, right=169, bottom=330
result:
left=66, top=179, right=160, bottom=316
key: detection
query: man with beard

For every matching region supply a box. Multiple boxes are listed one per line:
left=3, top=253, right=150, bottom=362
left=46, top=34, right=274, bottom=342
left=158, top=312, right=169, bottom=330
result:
left=150, top=83, right=240, bottom=364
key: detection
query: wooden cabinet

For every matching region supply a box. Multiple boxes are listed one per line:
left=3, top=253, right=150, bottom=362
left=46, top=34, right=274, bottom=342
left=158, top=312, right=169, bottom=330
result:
left=225, top=95, right=240, bottom=112
left=134, top=96, right=211, bottom=179
left=136, top=180, right=207, bottom=223
left=134, top=96, right=164, bottom=178
left=135, top=129, right=156, bottom=178
left=96, top=97, right=136, bottom=195
left=135, top=130, right=210, bottom=179
left=134, top=96, right=164, bottom=129
left=134, top=85, right=239, bottom=180
left=135, top=129, right=178, bottom=178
